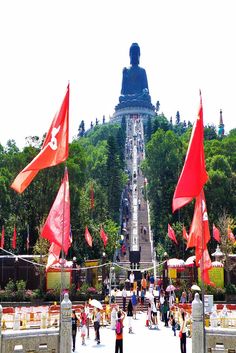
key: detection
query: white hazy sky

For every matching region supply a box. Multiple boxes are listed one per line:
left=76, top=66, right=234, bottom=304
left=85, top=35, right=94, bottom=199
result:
left=0, top=0, right=235, bottom=149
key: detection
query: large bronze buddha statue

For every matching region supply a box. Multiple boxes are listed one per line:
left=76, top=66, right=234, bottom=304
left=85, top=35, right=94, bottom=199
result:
left=115, top=43, right=154, bottom=111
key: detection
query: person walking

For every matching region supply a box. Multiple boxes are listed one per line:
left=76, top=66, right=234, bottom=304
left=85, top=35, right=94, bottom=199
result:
left=84, top=301, right=90, bottom=338
left=80, top=307, right=87, bottom=345
left=127, top=299, right=133, bottom=333
left=115, top=310, right=125, bottom=353
left=179, top=310, right=187, bottom=353
left=71, top=310, right=79, bottom=352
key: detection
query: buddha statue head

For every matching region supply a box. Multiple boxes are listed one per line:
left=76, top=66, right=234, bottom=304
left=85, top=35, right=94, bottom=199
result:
left=129, top=43, right=140, bottom=66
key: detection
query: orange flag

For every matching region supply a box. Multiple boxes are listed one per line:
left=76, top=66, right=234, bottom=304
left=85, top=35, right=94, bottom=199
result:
left=46, top=242, right=61, bottom=271
left=1, top=226, right=5, bottom=248
left=41, top=168, right=71, bottom=255
left=100, top=226, right=108, bottom=247
left=11, top=85, right=69, bottom=193
left=12, top=225, right=17, bottom=249
left=172, top=93, right=208, bottom=212
left=85, top=226, right=93, bottom=247
left=182, top=225, right=189, bottom=241
left=168, top=224, right=178, bottom=244
left=213, top=224, right=221, bottom=243
left=187, top=190, right=210, bottom=263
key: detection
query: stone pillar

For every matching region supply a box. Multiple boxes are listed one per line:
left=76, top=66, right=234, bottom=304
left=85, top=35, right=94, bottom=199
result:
left=192, top=293, right=204, bottom=353
left=60, top=293, right=72, bottom=353
left=0, top=304, right=2, bottom=353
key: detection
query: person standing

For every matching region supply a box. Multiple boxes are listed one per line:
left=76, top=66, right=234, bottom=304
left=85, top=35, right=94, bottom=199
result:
left=163, top=298, right=169, bottom=327
left=115, top=310, right=125, bottom=353
left=94, top=308, right=101, bottom=344
left=129, top=271, right=135, bottom=291
left=71, top=310, right=79, bottom=352
left=122, top=287, right=127, bottom=311
left=84, top=301, right=90, bottom=338
left=179, top=310, right=187, bottom=353
left=127, top=299, right=133, bottom=333
left=131, top=291, right=138, bottom=319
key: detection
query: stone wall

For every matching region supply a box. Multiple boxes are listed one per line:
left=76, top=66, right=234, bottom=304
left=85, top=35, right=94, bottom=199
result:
left=206, top=327, right=236, bottom=353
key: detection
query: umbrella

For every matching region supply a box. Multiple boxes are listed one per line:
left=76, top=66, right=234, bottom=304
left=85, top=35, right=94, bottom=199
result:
left=166, top=285, right=176, bottom=292
left=191, top=284, right=201, bottom=291
left=90, top=299, right=103, bottom=310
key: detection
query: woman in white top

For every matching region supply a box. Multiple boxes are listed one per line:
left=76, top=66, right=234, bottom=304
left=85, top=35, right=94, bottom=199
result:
left=179, top=310, right=187, bottom=353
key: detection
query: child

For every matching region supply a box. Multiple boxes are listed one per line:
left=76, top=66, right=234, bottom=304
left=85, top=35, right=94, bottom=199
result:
left=80, top=308, right=87, bottom=345
left=170, top=313, right=176, bottom=336
left=147, top=302, right=152, bottom=328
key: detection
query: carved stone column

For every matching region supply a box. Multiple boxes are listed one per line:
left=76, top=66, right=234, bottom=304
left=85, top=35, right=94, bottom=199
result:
left=192, top=293, right=204, bottom=353
left=60, top=293, right=72, bottom=353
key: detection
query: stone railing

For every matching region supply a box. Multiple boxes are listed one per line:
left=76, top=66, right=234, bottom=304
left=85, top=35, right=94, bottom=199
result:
left=1, top=328, right=59, bottom=353
left=206, top=327, right=236, bottom=353
left=192, top=293, right=236, bottom=353
left=0, top=293, right=72, bottom=353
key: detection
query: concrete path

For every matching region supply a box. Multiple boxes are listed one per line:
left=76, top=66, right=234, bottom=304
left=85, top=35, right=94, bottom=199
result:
left=74, top=311, right=192, bottom=352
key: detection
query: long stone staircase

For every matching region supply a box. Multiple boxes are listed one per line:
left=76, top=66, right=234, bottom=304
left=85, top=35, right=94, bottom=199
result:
left=118, top=116, right=153, bottom=272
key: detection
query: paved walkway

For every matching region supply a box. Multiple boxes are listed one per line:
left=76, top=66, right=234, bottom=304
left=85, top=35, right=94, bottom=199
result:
left=74, top=312, right=192, bottom=352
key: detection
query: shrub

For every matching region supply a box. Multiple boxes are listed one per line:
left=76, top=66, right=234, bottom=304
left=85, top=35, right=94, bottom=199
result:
left=225, top=283, right=236, bottom=294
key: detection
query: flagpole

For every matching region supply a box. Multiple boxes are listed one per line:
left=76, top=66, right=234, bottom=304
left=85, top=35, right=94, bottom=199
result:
left=60, top=166, right=67, bottom=305
left=201, top=204, right=206, bottom=353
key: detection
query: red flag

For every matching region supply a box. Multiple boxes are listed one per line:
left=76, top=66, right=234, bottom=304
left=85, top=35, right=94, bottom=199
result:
left=90, top=184, right=94, bottom=209
left=182, top=225, right=189, bottom=241
left=1, top=226, right=5, bottom=248
left=85, top=226, right=93, bottom=247
left=46, top=242, right=61, bottom=271
left=172, top=93, right=208, bottom=212
left=213, top=224, right=221, bottom=243
left=228, top=226, right=235, bottom=244
left=41, top=169, right=71, bottom=255
left=100, top=226, right=108, bottom=247
left=11, top=85, right=69, bottom=193
left=200, top=248, right=214, bottom=286
left=168, top=224, right=178, bottom=244
left=187, top=190, right=210, bottom=263
left=12, top=225, right=17, bottom=249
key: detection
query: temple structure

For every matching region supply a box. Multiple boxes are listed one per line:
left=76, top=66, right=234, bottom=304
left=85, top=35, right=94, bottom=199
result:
left=218, top=109, right=225, bottom=137
left=111, top=43, right=155, bottom=122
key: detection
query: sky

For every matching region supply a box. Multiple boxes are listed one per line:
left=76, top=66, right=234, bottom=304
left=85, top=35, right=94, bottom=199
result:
left=0, top=0, right=235, bottom=149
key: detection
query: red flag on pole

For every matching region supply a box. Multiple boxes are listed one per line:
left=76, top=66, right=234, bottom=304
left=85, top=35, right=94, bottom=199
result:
left=90, top=184, right=94, bottom=209
left=100, top=226, right=108, bottom=247
left=172, top=93, right=208, bottom=212
left=1, top=226, right=5, bottom=248
left=228, top=226, right=235, bottom=244
left=187, top=190, right=210, bottom=264
left=41, top=168, right=71, bottom=255
left=200, top=248, right=214, bottom=286
left=12, top=225, right=17, bottom=249
left=182, top=225, right=189, bottom=241
left=85, top=226, right=93, bottom=247
left=46, top=242, right=61, bottom=271
left=168, top=224, right=178, bottom=244
left=11, top=85, right=70, bottom=193
left=213, top=224, right=221, bottom=243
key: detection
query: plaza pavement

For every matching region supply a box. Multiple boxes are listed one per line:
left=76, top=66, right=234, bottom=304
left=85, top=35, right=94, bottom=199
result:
left=74, top=311, right=192, bottom=352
